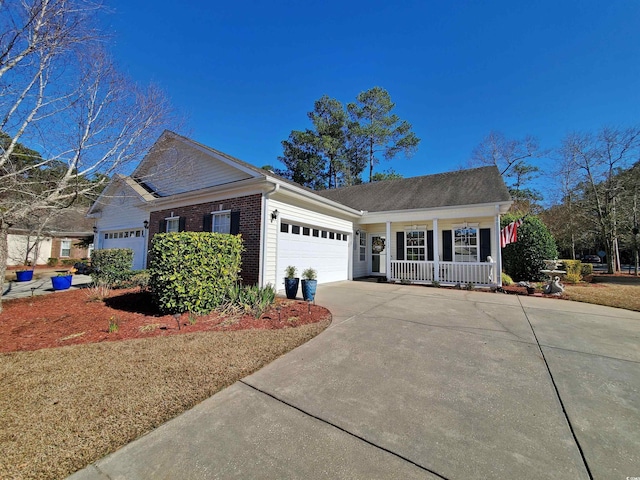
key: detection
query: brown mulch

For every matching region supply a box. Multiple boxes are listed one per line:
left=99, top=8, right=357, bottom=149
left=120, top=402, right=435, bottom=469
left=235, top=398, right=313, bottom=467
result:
left=0, top=289, right=331, bottom=480
left=0, top=288, right=329, bottom=353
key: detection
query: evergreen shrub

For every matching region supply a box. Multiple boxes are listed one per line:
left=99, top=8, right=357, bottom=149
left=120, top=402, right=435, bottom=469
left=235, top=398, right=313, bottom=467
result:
left=91, top=248, right=134, bottom=286
left=501, top=214, right=558, bottom=282
left=148, top=232, right=243, bottom=314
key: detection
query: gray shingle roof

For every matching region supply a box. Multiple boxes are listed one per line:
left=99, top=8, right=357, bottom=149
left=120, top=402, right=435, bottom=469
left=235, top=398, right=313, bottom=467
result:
left=316, top=166, right=511, bottom=212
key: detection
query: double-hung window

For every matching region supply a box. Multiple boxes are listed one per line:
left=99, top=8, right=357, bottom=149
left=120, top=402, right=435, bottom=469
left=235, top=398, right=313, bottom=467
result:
left=212, top=211, right=231, bottom=234
left=166, top=217, right=180, bottom=233
left=60, top=239, right=71, bottom=257
left=406, top=231, right=425, bottom=261
left=454, top=227, right=478, bottom=262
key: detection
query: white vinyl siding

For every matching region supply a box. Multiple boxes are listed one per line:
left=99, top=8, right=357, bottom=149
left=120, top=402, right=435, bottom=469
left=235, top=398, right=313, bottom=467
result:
left=134, top=140, right=252, bottom=197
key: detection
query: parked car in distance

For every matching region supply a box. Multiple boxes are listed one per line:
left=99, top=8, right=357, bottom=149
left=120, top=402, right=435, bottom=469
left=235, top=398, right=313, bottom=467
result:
left=583, top=255, right=601, bottom=263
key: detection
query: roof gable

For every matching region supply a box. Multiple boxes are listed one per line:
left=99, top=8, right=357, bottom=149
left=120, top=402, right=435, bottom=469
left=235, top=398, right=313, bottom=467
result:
left=316, top=166, right=511, bottom=212
left=87, top=174, right=154, bottom=216
left=131, top=131, right=259, bottom=197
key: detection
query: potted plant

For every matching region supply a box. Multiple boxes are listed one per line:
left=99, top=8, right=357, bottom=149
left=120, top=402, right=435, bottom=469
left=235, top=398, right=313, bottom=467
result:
left=51, top=271, right=73, bottom=291
left=301, top=267, right=317, bottom=302
left=284, top=266, right=299, bottom=299
left=16, top=265, right=34, bottom=282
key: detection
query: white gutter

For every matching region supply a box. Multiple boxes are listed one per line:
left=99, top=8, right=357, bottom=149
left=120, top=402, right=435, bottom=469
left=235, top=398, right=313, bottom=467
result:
left=266, top=177, right=364, bottom=218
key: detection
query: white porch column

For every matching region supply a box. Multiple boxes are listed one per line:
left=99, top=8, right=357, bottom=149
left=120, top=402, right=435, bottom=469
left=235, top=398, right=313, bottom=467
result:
left=495, top=208, right=502, bottom=286
left=386, top=220, right=391, bottom=282
left=433, top=218, right=439, bottom=282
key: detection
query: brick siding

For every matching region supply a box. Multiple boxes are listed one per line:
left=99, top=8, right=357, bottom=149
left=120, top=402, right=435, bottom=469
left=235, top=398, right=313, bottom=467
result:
left=148, top=194, right=262, bottom=284
left=51, top=237, right=91, bottom=261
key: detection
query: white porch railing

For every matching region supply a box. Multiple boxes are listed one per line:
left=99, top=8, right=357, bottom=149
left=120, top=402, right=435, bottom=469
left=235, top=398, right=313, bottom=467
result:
left=390, top=260, right=497, bottom=286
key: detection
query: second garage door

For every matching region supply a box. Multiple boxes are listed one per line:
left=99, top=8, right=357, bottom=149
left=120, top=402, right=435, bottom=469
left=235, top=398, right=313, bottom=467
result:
left=101, top=228, right=147, bottom=270
left=277, top=221, right=349, bottom=284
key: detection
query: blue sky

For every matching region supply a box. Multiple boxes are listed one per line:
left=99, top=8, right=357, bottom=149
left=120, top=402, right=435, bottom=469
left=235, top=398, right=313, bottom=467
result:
left=103, top=0, right=640, bottom=181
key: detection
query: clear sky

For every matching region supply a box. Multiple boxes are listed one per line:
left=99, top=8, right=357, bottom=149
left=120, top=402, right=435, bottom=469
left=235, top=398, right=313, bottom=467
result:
left=102, top=0, right=640, bottom=180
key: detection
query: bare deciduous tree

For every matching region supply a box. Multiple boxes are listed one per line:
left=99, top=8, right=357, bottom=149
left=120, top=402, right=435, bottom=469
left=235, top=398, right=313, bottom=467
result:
left=0, top=0, right=173, bottom=311
left=469, top=131, right=544, bottom=211
left=559, top=127, right=640, bottom=273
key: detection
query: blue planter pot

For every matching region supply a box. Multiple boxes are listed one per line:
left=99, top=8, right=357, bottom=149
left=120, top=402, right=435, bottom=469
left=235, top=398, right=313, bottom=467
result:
left=284, top=278, right=299, bottom=299
left=51, top=275, right=72, bottom=290
left=16, top=270, right=34, bottom=282
left=301, top=279, right=317, bottom=302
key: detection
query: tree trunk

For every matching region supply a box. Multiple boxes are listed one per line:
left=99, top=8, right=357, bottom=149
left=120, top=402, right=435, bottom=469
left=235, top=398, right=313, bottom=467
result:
left=0, top=219, right=10, bottom=313
left=604, top=236, right=615, bottom=274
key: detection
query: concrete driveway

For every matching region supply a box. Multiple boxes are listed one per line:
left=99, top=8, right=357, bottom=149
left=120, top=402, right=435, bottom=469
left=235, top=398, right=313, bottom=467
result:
left=70, top=281, right=640, bottom=480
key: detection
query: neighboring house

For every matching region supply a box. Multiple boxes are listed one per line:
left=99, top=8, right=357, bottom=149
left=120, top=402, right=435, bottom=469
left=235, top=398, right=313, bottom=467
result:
left=7, top=208, right=95, bottom=266
left=89, top=131, right=512, bottom=287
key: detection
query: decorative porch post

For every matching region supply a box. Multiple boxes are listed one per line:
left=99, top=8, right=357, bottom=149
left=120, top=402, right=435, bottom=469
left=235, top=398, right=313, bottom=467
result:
left=433, top=218, right=439, bottom=282
left=386, top=221, right=391, bottom=282
left=495, top=207, right=502, bottom=286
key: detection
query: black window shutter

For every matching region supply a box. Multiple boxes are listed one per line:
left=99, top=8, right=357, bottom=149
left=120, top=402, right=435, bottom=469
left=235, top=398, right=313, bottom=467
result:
left=396, top=231, right=405, bottom=260
left=178, top=217, right=186, bottom=232
left=203, top=214, right=212, bottom=232
left=230, top=211, right=241, bottom=235
left=159, top=219, right=166, bottom=233
left=480, top=228, right=491, bottom=262
left=427, top=230, right=434, bottom=261
left=443, top=230, right=452, bottom=261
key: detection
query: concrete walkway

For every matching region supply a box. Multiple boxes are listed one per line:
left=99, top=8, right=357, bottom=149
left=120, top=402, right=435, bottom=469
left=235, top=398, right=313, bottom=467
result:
left=69, top=282, right=640, bottom=479
left=3, top=272, right=93, bottom=300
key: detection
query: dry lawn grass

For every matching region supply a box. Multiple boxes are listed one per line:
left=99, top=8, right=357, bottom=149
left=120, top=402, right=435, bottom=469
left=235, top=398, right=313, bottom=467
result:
left=0, top=322, right=329, bottom=480
left=563, top=282, right=640, bottom=312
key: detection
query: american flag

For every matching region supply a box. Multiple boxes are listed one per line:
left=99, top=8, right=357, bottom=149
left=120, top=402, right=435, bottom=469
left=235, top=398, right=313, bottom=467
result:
left=500, top=219, right=523, bottom=248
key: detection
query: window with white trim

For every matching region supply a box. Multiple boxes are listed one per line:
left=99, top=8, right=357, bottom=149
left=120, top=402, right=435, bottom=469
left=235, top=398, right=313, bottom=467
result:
left=212, top=211, right=231, bottom=234
left=454, top=227, right=478, bottom=262
left=405, top=231, right=425, bottom=261
left=60, top=239, right=71, bottom=257
left=166, top=217, right=180, bottom=233
left=359, top=232, right=367, bottom=262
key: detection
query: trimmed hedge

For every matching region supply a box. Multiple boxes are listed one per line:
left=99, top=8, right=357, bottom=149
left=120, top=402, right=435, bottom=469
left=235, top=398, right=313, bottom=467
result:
left=148, top=232, right=243, bottom=314
left=91, top=249, right=134, bottom=286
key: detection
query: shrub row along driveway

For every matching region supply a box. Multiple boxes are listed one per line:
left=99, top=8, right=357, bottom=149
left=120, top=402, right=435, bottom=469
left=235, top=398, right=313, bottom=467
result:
left=71, top=282, right=640, bottom=480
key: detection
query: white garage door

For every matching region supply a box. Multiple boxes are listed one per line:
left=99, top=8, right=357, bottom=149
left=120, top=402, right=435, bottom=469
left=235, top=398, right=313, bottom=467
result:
left=101, top=228, right=146, bottom=270
left=277, top=221, right=349, bottom=284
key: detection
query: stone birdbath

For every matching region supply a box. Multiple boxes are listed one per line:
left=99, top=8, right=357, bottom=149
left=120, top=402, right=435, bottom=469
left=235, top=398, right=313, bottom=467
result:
left=540, top=259, right=566, bottom=294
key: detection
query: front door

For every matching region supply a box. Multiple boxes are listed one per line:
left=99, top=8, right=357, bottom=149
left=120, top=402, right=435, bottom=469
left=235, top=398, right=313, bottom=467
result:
left=371, top=234, right=386, bottom=275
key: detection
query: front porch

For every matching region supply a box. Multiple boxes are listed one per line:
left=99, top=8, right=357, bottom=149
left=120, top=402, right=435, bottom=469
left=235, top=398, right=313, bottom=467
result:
left=390, top=260, right=497, bottom=287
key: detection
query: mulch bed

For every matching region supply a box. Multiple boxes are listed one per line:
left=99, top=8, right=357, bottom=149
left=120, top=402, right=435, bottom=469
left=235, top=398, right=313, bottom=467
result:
left=0, top=288, right=330, bottom=353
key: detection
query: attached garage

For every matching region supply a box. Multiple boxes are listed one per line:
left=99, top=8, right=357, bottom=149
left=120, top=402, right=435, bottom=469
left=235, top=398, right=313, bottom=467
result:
left=101, top=228, right=147, bottom=270
left=276, top=220, right=350, bottom=284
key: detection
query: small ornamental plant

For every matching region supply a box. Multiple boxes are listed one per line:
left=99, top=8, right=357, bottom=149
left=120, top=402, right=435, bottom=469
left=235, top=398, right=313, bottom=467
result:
left=302, top=268, right=317, bottom=281
left=108, top=316, right=119, bottom=334
left=285, top=266, right=297, bottom=279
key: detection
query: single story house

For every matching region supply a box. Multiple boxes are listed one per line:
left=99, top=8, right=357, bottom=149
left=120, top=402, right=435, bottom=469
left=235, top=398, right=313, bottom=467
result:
left=7, top=208, right=94, bottom=267
left=88, top=131, right=512, bottom=288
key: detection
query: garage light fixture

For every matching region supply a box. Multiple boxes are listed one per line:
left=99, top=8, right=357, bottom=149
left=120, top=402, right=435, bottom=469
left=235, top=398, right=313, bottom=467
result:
left=271, top=209, right=279, bottom=222
left=143, top=220, right=149, bottom=229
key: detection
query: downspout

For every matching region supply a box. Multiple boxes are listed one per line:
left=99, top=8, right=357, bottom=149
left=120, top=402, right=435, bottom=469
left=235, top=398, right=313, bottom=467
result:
left=260, top=182, right=279, bottom=287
